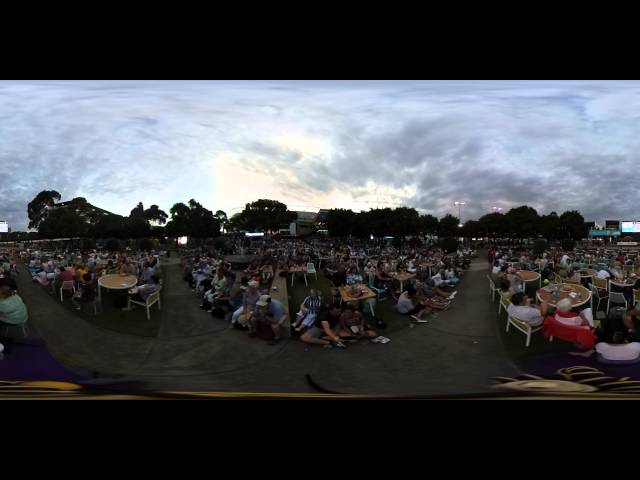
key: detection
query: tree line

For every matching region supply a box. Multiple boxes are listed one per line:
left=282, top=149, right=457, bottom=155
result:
left=8, top=191, right=589, bottom=243
left=324, top=205, right=588, bottom=240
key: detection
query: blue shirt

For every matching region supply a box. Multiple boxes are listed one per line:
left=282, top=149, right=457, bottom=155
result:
left=268, top=299, right=287, bottom=322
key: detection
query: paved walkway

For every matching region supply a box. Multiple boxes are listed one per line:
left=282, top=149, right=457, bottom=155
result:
left=13, top=254, right=520, bottom=395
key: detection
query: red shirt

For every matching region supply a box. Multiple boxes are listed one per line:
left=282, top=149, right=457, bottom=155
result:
left=59, top=269, right=75, bottom=283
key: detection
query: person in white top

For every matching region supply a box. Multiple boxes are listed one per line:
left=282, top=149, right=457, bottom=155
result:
left=596, top=269, right=611, bottom=280
left=571, top=331, right=640, bottom=363
left=506, top=292, right=549, bottom=327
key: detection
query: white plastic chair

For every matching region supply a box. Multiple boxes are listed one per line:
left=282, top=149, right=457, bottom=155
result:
left=306, top=262, right=318, bottom=281
left=127, top=288, right=162, bottom=320
left=506, top=315, right=542, bottom=347
left=60, top=280, right=76, bottom=303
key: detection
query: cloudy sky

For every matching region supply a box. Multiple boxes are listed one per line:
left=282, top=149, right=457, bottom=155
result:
left=2, top=79, right=640, bottom=230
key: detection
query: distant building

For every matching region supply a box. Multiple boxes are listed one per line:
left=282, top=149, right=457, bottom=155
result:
left=278, top=210, right=327, bottom=236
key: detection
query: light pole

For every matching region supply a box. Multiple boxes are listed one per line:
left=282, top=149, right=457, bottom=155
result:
left=454, top=201, right=465, bottom=227
left=492, top=206, right=502, bottom=213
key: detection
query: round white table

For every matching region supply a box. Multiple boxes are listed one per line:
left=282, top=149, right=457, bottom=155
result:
left=98, top=274, right=138, bottom=303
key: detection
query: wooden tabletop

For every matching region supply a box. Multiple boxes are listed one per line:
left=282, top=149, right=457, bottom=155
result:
left=579, top=269, right=597, bottom=277
left=392, top=272, right=417, bottom=282
left=516, top=270, right=540, bottom=282
left=339, top=285, right=376, bottom=303
left=609, top=279, right=636, bottom=288
left=98, top=274, right=138, bottom=290
left=537, top=283, right=591, bottom=308
left=288, top=265, right=307, bottom=273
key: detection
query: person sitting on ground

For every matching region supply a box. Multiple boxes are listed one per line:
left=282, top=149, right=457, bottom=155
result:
left=248, top=295, right=283, bottom=345
left=444, top=266, right=460, bottom=285
left=396, top=285, right=431, bottom=323
left=415, top=281, right=451, bottom=311
left=300, top=303, right=346, bottom=348
left=553, top=298, right=593, bottom=328
left=506, top=292, right=549, bottom=328
left=244, top=259, right=260, bottom=279
left=124, top=274, right=161, bottom=311
left=338, top=303, right=377, bottom=339
left=292, top=288, right=322, bottom=332
left=0, top=285, right=28, bottom=329
left=570, top=331, right=640, bottom=363
left=230, top=280, right=260, bottom=327
left=260, top=261, right=274, bottom=284
left=72, top=273, right=96, bottom=311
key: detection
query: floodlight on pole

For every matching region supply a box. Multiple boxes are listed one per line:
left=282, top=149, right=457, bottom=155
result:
left=454, top=201, right=466, bottom=227
left=492, top=206, right=503, bottom=213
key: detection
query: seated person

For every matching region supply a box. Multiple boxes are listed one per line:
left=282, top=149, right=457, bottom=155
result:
left=396, top=285, right=431, bottom=323
left=0, top=268, right=17, bottom=292
left=124, top=274, right=161, bottom=310
left=230, top=280, right=260, bottom=327
left=247, top=295, right=283, bottom=345
left=292, top=288, right=322, bottom=331
left=570, top=331, right=640, bottom=363
left=337, top=303, right=377, bottom=339
left=374, top=262, right=394, bottom=289
left=554, top=298, right=593, bottom=328
left=444, top=267, right=460, bottom=285
left=506, top=292, right=549, bottom=328
left=346, top=266, right=362, bottom=285
left=431, top=270, right=455, bottom=291
left=415, top=281, right=450, bottom=311
left=260, top=262, right=274, bottom=283
left=119, top=259, right=137, bottom=277
left=72, top=273, right=96, bottom=311
left=244, top=260, right=260, bottom=279
left=0, top=286, right=28, bottom=328
left=300, top=303, right=346, bottom=348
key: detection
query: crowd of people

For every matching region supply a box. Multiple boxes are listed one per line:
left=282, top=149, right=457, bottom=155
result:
left=490, top=242, right=640, bottom=364
left=23, top=248, right=163, bottom=311
left=178, top=238, right=476, bottom=348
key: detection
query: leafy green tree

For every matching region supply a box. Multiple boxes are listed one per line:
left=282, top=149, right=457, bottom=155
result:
left=438, top=214, right=460, bottom=237
left=27, top=190, right=61, bottom=229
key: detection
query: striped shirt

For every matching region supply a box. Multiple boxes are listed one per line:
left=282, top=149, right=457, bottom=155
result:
left=303, top=295, right=322, bottom=314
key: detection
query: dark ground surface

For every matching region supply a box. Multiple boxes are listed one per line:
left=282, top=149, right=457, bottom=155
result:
left=7, top=253, right=529, bottom=395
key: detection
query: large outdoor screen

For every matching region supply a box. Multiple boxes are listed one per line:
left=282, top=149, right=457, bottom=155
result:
left=621, top=221, right=640, bottom=233
left=0, top=221, right=8, bottom=233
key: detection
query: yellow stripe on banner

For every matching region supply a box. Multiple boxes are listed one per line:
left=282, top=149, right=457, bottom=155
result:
left=17, top=381, right=84, bottom=391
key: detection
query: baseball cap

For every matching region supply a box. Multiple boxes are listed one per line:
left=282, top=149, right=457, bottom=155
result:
left=256, top=294, right=271, bottom=307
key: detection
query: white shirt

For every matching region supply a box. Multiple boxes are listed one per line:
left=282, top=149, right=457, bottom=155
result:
left=396, top=292, right=415, bottom=314
left=554, top=313, right=583, bottom=326
left=596, top=342, right=640, bottom=361
left=507, top=304, right=543, bottom=327
left=596, top=270, right=611, bottom=279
